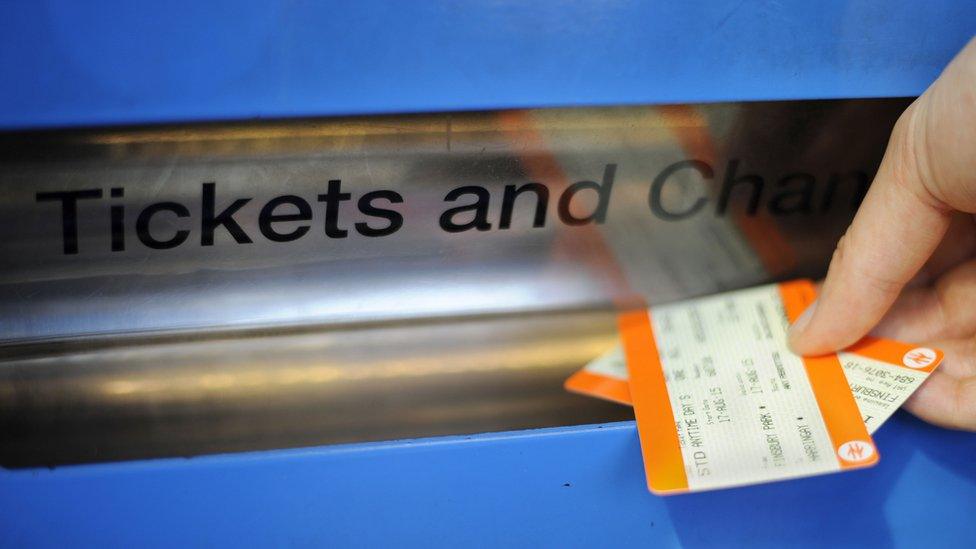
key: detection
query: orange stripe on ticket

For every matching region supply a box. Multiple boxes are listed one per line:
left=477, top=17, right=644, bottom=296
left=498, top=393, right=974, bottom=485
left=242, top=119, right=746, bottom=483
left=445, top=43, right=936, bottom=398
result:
left=564, top=370, right=633, bottom=406
left=844, top=336, right=944, bottom=374
left=778, top=280, right=879, bottom=470
left=619, top=310, right=689, bottom=494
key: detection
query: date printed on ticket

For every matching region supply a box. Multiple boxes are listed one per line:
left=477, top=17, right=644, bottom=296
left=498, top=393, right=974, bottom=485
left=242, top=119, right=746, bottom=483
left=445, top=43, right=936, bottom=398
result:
left=616, top=280, right=883, bottom=494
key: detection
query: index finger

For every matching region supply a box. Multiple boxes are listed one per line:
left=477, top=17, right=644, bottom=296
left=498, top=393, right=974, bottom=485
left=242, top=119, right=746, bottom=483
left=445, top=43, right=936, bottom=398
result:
left=789, top=38, right=976, bottom=355
left=788, top=101, right=953, bottom=355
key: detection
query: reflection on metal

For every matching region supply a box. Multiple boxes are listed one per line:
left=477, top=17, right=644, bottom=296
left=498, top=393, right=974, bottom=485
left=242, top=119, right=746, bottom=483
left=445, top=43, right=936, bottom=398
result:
left=0, top=100, right=908, bottom=343
left=0, top=99, right=909, bottom=465
left=0, top=310, right=631, bottom=467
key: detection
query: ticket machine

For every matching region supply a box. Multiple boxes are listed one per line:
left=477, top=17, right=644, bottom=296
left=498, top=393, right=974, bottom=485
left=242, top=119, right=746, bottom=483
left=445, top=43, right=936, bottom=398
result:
left=2, top=2, right=975, bottom=546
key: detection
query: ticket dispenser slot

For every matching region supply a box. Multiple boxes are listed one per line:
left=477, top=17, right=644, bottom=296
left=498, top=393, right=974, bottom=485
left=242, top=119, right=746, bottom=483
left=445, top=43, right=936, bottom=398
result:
left=0, top=99, right=909, bottom=466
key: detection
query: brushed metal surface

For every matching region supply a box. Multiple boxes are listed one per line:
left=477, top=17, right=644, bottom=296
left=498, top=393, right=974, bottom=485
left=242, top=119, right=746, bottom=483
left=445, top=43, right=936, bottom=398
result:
left=0, top=100, right=906, bottom=343
left=0, top=310, right=632, bottom=467
left=0, top=99, right=909, bottom=465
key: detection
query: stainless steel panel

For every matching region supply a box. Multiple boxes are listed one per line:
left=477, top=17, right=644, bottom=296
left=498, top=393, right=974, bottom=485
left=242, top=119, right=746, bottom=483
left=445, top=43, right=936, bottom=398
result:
left=0, top=310, right=633, bottom=467
left=0, top=99, right=910, bottom=465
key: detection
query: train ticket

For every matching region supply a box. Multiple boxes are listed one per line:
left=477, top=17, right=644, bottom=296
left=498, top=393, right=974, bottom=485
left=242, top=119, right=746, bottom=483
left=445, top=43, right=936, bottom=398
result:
left=839, top=337, right=943, bottom=432
left=615, top=280, right=878, bottom=494
left=565, top=344, right=631, bottom=405
left=566, top=336, right=942, bottom=435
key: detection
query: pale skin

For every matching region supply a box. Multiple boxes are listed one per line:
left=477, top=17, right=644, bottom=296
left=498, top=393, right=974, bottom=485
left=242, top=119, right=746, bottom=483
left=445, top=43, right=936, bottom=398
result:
left=788, top=37, right=976, bottom=431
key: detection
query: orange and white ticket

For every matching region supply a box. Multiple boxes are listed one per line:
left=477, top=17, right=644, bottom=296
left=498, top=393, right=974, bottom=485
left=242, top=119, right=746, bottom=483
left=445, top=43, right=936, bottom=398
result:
left=566, top=333, right=943, bottom=435
left=839, top=337, right=943, bottom=432
left=613, top=280, right=879, bottom=494
left=565, top=344, right=631, bottom=406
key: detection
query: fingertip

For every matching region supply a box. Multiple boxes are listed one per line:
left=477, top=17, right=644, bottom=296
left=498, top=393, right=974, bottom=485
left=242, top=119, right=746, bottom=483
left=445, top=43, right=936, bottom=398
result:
left=787, top=298, right=863, bottom=356
left=787, top=300, right=819, bottom=355
left=787, top=330, right=848, bottom=357
left=787, top=329, right=830, bottom=357
left=786, top=328, right=809, bottom=355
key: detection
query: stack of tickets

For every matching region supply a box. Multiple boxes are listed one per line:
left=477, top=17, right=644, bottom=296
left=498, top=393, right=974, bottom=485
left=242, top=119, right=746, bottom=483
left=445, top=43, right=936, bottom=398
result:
left=565, top=280, right=943, bottom=494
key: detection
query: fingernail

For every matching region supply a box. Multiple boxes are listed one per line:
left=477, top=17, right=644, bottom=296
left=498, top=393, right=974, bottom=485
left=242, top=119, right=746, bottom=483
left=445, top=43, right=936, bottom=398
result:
left=789, top=299, right=817, bottom=337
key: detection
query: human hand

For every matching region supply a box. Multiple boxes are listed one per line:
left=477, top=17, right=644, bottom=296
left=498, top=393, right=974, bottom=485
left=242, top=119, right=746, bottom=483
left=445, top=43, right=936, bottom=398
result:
left=788, top=38, right=976, bottom=430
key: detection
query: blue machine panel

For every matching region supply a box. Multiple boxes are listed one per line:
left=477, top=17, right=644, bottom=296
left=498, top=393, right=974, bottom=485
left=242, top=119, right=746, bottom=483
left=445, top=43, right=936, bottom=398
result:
left=1, top=1, right=975, bottom=129
left=2, top=414, right=975, bottom=547
left=2, top=2, right=975, bottom=547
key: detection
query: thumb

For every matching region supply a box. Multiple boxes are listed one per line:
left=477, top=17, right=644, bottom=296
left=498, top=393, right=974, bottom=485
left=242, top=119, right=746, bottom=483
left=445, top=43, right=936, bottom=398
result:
left=789, top=38, right=976, bottom=355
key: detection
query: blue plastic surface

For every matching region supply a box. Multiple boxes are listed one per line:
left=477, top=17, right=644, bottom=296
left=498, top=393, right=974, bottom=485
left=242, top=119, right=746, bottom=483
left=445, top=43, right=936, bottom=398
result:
left=1, top=1, right=975, bottom=129
left=2, top=2, right=976, bottom=547
left=1, top=413, right=974, bottom=547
